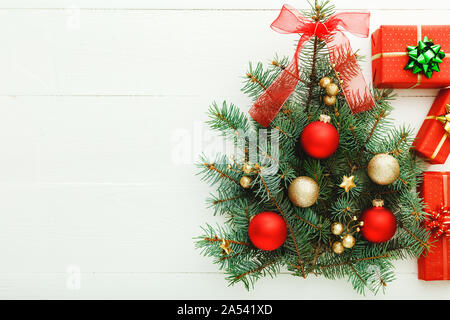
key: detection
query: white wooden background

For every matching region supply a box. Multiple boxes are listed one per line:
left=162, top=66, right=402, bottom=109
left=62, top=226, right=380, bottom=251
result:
left=0, top=0, right=449, bottom=299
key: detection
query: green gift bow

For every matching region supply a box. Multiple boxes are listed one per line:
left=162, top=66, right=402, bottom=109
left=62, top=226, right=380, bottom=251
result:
left=404, top=36, right=445, bottom=78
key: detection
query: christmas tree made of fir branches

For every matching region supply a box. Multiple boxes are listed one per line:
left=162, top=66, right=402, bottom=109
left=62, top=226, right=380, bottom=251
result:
left=195, top=1, right=430, bottom=295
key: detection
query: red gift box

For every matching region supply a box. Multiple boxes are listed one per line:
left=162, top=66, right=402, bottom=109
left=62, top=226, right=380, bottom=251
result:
left=418, top=172, right=450, bottom=281
left=413, top=89, right=450, bottom=164
left=371, top=25, right=450, bottom=88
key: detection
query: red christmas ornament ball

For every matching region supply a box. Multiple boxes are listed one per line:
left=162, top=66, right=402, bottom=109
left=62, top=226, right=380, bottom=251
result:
left=248, top=211, right=287, bottom=251
left=300, top=115, right=339, bottom=159
left=360, top=201, right=397, bottom=243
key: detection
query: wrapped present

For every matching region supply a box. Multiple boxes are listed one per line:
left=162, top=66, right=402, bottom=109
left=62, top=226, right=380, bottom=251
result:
left=371, top=25, right=450, bottom=88
left=413, top=89, right=450, bottom=164
left=418, top=172, right=450, bottom=281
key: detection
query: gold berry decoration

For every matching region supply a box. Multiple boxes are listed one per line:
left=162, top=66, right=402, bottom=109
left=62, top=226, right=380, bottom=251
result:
left=331, top=216, right=363, bottom=254
left=331, top=222, right=344, bottom=236
left=240, top=176, right=252, bottom=189
left=242, top=163, right=253, bottom=174
left=323, top=95, right=337, bottom=106
left=332, top=241, right=345, bottom=254
left=319, top=76, right=332, bottom=88
left=342, top=234, right=356, bottom=248
left=320, top=77, right=339, bottom=106
left=325, top=83, right=339, bottom=96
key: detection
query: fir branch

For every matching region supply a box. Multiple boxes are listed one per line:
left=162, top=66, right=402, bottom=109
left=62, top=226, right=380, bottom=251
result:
left=349, top=264, right=365, bottom=285
left=401, top=226, right=430, bottom=249
left=353, top=108, right=387, bottom=166
left=349, top=125, right=359, bottom=146
left=235, top=259, right=279, bottom=280
left=220, top=249, right=251, bottom=261
left=318, top=254, right=391, bottom=269
left=365, top=108, right=387, bottom=145
left=258, top=174, right=306, bottom=278
left=204, top=235, right=250, bottom=247
left=305, top=36, right=320, bottom=112
left=202, top=162, right=239, bottom=185
left=207, top=101, right=249, bottom=137
left=271, top=58, right=305, bottom=85
left=274, top=125, right=293, bottom=139
left=246, top=71, right=267, bottom=91
left=212, top=195, right=243, bottom=206
left=294, top=213, right=320, bottom=230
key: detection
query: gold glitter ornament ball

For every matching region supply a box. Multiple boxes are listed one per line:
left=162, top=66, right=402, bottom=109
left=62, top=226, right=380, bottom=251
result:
left=319, top=76, right=332, bottom=88
left=332, top=241, right=345, bottom=254
left=288, top=176, right=319, bottom=208
left=323, top=95, right=336, bottom=106
left=325, top=83, right=339, bottom=96
left=367, top=153, right=400, bottom=185
left=240, top=176, right=252, bottom=189
left=331, top=222, right=344, bottom=236
left=342, top=234, right=356, bottom=248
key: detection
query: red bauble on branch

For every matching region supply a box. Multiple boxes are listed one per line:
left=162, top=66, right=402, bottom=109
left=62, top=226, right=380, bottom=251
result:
left=300, top=115, right=339, bottom=159
left=248, top=211, right=287, bottom=251
left=360, top=199, right=397, bottom=243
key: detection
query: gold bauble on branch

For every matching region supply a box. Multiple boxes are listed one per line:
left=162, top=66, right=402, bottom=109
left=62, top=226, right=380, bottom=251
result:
left=288, top=176, right=319, bottom=208
left=240, top=176, right=252, bottom=189
left=342, top=234, right=356, bottom=248
left=323, top=95, right=336, bottom=106
left=332, top=241, right=345, bottom=254
left=319, top=76, right=332, bottom=89
left=367, top=153, right=400, bottom=185
left=325, top=83, right=339, bottom=96
left=331, top=222, right=344, bottom=236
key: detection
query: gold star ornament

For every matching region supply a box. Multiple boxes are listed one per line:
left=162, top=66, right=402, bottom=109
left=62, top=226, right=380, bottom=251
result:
left=339, top=175, right=356, bottom=193
left=220, top=239, right=232, bottom=255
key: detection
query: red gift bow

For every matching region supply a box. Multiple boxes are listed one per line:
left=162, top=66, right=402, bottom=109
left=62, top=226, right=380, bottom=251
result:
left=424, top=206, right=450, bottom=239
left=249, top=5, right=376, bottom=127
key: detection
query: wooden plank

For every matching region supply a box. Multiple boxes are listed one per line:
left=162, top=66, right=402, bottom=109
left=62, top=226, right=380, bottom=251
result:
left=0, top=10, right=447, bottom=96
left=0, top=95, right=229, bottom=183
left=0, top=184, right=219, bottom=273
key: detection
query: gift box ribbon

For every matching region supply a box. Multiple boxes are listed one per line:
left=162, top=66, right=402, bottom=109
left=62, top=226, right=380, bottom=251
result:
left=424, top=174, right=450, bottom=279
left=249, top=4, right=375, bottom=127
left=404, top=36, right=445, bottom=79
left=372, top=26, right=450, bottom=89
left=424, top=104, right=450, bottom=160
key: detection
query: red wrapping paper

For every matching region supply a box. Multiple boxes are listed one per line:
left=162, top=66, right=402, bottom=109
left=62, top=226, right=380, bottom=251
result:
left=418, top=172, right=450, bottom=281
left=413, top=89, right=450, bottom=164
left=371, top=25, right=450, bottom=88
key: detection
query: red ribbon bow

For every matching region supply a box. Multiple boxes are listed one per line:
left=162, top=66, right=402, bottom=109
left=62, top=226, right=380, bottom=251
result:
left=249, top=5, right=376, bottom=127
left=424, top=206, right=450, bottom=239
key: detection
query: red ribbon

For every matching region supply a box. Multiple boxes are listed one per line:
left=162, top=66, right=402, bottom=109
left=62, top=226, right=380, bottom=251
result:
left=249, top=5, right=376, bottom=127
left=424, top=206, right=450, bottom=239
